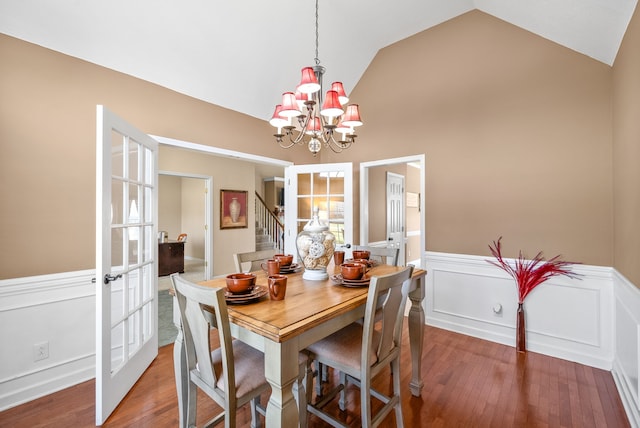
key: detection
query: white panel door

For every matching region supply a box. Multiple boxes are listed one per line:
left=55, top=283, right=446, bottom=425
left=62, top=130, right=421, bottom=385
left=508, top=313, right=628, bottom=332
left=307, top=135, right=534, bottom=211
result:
left=285, top=163, right=353, bottom=258
left=96, top=105, right=158, bottom=425
left=386, top=172, right=405, bottom=265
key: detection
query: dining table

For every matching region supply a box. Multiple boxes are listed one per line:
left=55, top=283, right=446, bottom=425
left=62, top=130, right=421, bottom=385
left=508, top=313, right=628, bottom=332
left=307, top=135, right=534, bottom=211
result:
left=173, top=263, right=427, bottom=428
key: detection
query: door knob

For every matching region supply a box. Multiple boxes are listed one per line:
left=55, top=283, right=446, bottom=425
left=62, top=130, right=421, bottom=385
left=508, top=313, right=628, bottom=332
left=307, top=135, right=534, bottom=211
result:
left=104, top=273, right=123, bottom=284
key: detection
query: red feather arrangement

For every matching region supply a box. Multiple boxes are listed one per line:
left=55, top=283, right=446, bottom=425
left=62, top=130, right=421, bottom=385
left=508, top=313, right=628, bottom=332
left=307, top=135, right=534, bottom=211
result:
left=488, top=237, right=580, bottom=303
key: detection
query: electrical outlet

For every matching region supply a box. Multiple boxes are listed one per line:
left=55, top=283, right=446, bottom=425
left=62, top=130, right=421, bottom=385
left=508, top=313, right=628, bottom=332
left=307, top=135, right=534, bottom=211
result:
left=33, top=341, right=49, bottom=361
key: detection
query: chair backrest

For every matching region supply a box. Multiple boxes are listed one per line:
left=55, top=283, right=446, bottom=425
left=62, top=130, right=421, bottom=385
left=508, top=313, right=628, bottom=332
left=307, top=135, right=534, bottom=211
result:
left=361, top=265, right=414, bottom=372
left=354, top=245, right=400, bottom=266
left=233, top=249, right=277, bottom=273
left=171, top=274, right=236, bottom=401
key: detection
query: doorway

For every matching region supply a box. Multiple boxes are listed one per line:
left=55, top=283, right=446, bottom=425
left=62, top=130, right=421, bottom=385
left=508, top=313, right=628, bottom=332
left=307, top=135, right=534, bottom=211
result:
left=360, top=155, right=425, bottom=268
left=157, top=172, right=212, bottom=287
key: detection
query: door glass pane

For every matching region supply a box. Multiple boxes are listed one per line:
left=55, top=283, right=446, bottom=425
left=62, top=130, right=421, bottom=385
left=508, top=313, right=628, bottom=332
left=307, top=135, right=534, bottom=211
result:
left=297, top=173, right=311, bottom=194
left=142, top=225, right=153, bottom=262
left=111, top=321, right=124, bottom=372
left=141, top=301, right=153, bottom=343
left=127, top=310, right=141, bottom=358
left=144, top=186, right=153, bottom=223
left=111, top=130, right=124, bottom=179
left=111, top=228, right=124, bottom=270
left=111, top=277, right=124, bottom=321
left=144, top=147, right=154, bottom=185
left=142, top=264, right=153, bottom=301
left=128, top=140, right=140, bottom=182
left=128, top=270, right=140, bottom=313
left=111, top=180, right=124, bottom=225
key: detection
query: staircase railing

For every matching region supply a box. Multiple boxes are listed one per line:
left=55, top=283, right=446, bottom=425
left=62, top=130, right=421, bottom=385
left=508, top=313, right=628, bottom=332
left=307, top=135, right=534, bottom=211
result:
left=255, top=191, right=284, bottom=251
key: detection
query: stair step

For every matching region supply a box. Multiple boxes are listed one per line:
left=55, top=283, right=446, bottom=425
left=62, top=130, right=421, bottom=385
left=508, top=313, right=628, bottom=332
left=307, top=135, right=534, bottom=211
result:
left=256, top=241, right=275, bottom=251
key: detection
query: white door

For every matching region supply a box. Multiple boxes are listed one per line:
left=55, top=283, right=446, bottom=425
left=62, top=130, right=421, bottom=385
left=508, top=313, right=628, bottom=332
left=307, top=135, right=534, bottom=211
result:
left=386, top=172, right=405, bottom=265
left=285, top=163, right=353, bottom=257
left=96, top=105, right=159, bottom=425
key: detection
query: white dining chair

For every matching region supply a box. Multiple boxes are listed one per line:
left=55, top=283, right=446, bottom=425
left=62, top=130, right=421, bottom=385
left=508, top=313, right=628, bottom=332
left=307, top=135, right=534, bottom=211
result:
left=353, top=245, right=400, bottom=266
left=233, top=249, right=277, bottom=273
left=172, top=274, right=269, bottom=427
left=304, top=265, right=414, bottom=427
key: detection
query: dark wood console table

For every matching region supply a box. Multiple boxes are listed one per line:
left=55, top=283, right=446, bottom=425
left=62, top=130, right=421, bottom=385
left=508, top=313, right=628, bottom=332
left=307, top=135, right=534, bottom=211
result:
left=158, top=241, right=184, bottom=276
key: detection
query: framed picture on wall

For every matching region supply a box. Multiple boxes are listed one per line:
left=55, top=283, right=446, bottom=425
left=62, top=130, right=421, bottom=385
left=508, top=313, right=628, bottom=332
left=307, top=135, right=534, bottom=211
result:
left=220, top=189, right=248, bottom=229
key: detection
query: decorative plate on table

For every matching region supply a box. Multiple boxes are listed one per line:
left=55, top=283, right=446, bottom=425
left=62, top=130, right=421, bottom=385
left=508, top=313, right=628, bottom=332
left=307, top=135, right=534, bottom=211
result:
left=224, top=285, right=268, bottom=304
left=279, top=263, right=303, bottom=274
left=330, top=274, right=371, bottom=288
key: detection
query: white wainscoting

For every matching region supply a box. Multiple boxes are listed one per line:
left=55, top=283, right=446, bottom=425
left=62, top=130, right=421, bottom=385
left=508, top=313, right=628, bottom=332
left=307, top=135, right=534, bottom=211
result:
left=612, top=270, right=640, bottom=427
left=1, top=257, right=639, bottom=427
left=425, top=251, right=615, bottom=369
left=425, top=251, right=640, bottom=427
left=0, top=270, right=96, bottom=411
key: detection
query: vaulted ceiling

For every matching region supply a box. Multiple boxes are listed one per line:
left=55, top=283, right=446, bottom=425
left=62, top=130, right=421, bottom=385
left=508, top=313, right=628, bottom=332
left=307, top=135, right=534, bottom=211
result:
left=1, top=0, right=637, bottom=122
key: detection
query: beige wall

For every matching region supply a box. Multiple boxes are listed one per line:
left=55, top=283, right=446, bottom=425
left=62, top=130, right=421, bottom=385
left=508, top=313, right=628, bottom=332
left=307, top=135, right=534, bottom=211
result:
left=0, top=34, right=306, bottom=279
left=2, top=8, right=638, bottom=288
left=180, top=177, right=206, bottom=260
left=326, top=11, right=614, bottom=267
left=158, top=175, right=182, bottom=241
left=613, top=5, right=640, bottom=286
left=159, top=146, right=260, bottom=276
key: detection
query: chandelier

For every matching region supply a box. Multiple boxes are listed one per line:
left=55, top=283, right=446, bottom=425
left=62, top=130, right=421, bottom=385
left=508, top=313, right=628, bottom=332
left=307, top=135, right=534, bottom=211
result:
left=269, top=0, right=363, bottom=156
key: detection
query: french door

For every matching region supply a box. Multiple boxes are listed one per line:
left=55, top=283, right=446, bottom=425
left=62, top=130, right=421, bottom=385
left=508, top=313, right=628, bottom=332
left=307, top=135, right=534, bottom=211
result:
left=284, top=163, right=353, bottom=257
left=95, top=105, right=159, bottom=425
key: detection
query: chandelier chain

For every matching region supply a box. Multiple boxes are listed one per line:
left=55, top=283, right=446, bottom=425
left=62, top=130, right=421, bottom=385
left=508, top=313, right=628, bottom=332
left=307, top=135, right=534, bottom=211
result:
left=314, top=0, right=320, bottom=65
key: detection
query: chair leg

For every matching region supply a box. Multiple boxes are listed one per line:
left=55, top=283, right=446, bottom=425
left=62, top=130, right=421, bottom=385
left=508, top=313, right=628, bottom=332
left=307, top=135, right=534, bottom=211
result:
left=391, top=359, right=404, bottom=427
left=338, top=371, right=347, bottom=411
left=315, top=360, right=323, bottom=397
left=360, top=377, right=372, bottom=428
left=250, top=397, right=261, bottom=428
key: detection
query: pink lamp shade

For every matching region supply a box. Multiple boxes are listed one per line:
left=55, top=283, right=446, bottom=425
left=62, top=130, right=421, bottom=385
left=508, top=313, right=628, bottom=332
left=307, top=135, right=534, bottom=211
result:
left=320, top=90, right=344, bottom=118
left=341, top=104, right=363, bottom=127
left=269, top=105, right=289, bottom=129
left=305, top=116, right=322, bottom=135
left=295, top=91, right=307, bottom=110
left=330, top=82, right=348, bottom=105
left=297, top=67, right=321, bottom=94
left=280, top=92, right=302, bottom=117
left=335, top=121, right=353, bottom=136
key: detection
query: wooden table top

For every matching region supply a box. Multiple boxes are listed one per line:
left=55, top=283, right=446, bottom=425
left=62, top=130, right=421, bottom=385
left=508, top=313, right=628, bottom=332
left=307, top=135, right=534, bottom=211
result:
left=198, top=264, right=426, bottom=343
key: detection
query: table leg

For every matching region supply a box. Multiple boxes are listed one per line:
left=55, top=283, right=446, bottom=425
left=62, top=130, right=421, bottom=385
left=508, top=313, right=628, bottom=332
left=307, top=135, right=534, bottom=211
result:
left=407, top=272, right=425, bottom=396
left=264, top=339, right=300, bottom=427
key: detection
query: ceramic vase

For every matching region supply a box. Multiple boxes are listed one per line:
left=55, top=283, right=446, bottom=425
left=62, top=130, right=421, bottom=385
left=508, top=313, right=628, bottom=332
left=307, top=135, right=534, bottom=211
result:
left=296, top=207, right=335, bottom=280
left=229, top=197, right=240, bottom=223
left=516, top=302, right=526, bottom=353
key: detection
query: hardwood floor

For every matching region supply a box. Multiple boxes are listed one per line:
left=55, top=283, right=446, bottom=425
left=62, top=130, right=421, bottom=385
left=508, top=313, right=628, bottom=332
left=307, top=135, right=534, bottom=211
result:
left=0, top=325, right=630, bottom=427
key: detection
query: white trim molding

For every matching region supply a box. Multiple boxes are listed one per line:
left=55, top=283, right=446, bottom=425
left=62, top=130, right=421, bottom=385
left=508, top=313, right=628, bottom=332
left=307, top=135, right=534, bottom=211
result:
left=612, top=270, right=640, bottom=427
left=425, top=251, right=614, bottom=368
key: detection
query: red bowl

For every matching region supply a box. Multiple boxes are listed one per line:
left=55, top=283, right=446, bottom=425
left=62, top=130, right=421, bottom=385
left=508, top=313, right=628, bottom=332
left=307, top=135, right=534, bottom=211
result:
left=341, top=263, right=366, bottom=280
left=225, top=273, right=256, bottom=294
left=352, top=250, right=370, bottom=260
left=274, top=254, right=294, bottom=267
